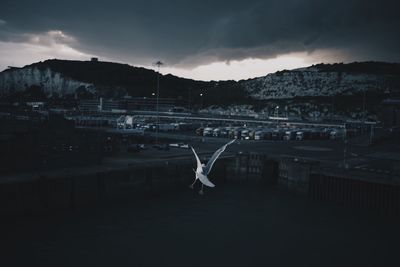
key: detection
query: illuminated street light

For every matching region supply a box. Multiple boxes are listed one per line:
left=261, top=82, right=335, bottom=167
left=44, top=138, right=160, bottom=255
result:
left=155, top=60, right=163, bottom=144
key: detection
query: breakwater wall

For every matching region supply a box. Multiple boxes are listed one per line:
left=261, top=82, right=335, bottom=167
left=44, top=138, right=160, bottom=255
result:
left=1, top=152, right=399, bottom=215
left=226, top=152, right=399, bottom=215
left=309, top=171, right=400, bottom=215
left=0, top=158, right=228, bottom=214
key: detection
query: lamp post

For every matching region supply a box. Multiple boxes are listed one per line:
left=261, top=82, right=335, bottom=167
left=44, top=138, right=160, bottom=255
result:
left=200, top=93, right=203, bottom=110
left=343, top=123, right=348, bottom=168
left=362, top=88, right=366, bottom=121
left=188, top=87, right=191, bottom=113
left=285, top=105, right=288, bottom=119
left=155, top=61, right=163, bottom=144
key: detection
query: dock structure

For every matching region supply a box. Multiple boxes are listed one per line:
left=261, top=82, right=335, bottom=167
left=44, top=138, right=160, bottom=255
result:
left=1, top=147, right=399, bottom=215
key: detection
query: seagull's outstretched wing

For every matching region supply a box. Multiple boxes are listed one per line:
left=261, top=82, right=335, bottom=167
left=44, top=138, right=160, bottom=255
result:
left=203, top=139, right=235, bottom=175
left=190, top=146, right=203, bottom=173
left=198, top=175, right=215, bottom=187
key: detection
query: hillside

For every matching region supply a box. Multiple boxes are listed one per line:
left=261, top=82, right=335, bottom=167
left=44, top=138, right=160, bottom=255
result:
left=1, top=60, right=399, bottom=111
left=242, top=62, right=400, bottom=100
left=0, top=59, right=247, bottom=105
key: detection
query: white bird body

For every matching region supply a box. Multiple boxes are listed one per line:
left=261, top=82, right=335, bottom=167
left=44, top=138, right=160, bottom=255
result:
left=189, top=139, right=235, bottom=194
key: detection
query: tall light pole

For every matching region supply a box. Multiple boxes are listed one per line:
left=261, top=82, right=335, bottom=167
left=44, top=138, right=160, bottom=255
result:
left=200, top=93, right=203, bottom=110
left=155, top=60, right=163, bottom=144
left=362, top=88, right=366, bottom=122
left=343, top=123, right=348, bottom=168
left=285, top=105, right=288, bottom=119
left=188, top=87, right=191, bottom=113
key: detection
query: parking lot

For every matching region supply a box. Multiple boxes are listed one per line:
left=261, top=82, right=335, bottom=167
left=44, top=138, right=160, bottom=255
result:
left=114, top=115, right=348, bottom=141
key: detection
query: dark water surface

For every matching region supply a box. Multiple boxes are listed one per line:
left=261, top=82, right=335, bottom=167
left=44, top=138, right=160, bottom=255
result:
left=1, top=184, right=399, bottom=267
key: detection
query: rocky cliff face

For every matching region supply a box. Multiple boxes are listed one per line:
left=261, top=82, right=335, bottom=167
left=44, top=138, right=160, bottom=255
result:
left=241, top=63, right=400, bottom=99
left=1, top=60, right=399, bottom=103
left=0, top=66, right=94, bottom=97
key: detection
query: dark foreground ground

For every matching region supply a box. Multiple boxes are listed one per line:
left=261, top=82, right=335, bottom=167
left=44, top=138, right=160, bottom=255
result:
left=1, top=184, right=399, bottom=267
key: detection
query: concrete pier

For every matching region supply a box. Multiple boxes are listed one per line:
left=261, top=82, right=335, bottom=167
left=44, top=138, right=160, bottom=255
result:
left=0, top=157, right=229, bottom=214
left=309, top=170, right=400, bottom=215
left=1, top=151, right=399, bottom=215
left=226, top=152, right=400, bottom=215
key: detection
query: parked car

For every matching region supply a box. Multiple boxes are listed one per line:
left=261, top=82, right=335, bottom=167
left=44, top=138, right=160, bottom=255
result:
left=241, top=129, right=250, bottom=140
left=213, top=128, right=221, bottom=137
left=284, top=130, right=296, bottom=140
left=203, top=127, right=214, bottom=137
left=220, top=128, right=229, bottom=138
left=254, top=130, right=265, bottom=140
left=272, top=129, right=284, bottom=140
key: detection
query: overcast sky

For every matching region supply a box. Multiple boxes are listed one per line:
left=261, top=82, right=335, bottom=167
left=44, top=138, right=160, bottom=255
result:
left=1, top=0, right=399, bottom=80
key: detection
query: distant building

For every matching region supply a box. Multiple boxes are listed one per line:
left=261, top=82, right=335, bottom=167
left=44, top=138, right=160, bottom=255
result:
left=169, top=106, right=189, bottom=113
left=26, top=101, right=45, bottom=111
left=124, top=97, right=176, bottom=111
left=101, top=98, right=124, bottom=111
left=78, top=97, right=186, bottom=113
left=79, top=99, right=101, bottom=112
left=90, top=57, right=99, bottom=62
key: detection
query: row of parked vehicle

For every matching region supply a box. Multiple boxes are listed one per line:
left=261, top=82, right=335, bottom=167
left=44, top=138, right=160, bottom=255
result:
left=123, top=122, right=200, bottom=132
left=196, top=126, right=344, bottom=141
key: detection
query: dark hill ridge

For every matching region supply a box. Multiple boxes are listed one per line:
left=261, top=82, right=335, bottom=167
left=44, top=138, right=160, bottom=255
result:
left=242, top=61, right=400, bottom=100
left=36, top=59, right=247, bottom=104
left=239, top=61, right=400, bottom=81
left=1, top=59, right=400, bottom=106
left=29, top=59, right=209, bottom=98
left=0, top=59, right=247, bottom=105
left=309, top=61, right=400, bottom=75
left=30, top=60, right=203, bottom=87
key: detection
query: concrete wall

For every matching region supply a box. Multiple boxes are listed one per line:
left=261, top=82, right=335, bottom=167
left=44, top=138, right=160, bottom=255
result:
left=234, top=152, right=400, bottom=215
left=0, top=160, right=208, bottom=214
left=309, top=174, right=400, bottom=215
left=225, top=152, right=279, bottom=184
left=278, top=158, right=317, bottom=195
left=1, top=152, right=398, bottom=215
left=277, top=156, right=400, bottom=215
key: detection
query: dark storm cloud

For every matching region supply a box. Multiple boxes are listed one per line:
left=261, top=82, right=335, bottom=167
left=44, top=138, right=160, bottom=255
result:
left=1, top=0, right=400, bottom=66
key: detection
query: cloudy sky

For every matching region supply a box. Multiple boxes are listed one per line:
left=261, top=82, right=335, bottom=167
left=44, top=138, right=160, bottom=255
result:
left=1, top=0, right=399, bottom=80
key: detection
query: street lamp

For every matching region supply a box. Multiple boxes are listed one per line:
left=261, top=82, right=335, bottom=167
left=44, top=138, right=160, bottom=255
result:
left=275, top=106, right=280, bottom=118
left=200, top=93, right=203, bottom=109
left=155, top=60, right=163, bottom=144
left=362, top=88, right=367, bottom=121
left=188, top=87, right=191, bottom=113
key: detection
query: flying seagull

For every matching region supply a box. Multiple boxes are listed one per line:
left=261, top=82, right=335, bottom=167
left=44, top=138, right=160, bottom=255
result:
left=189, top=139, right=236, bottom=195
